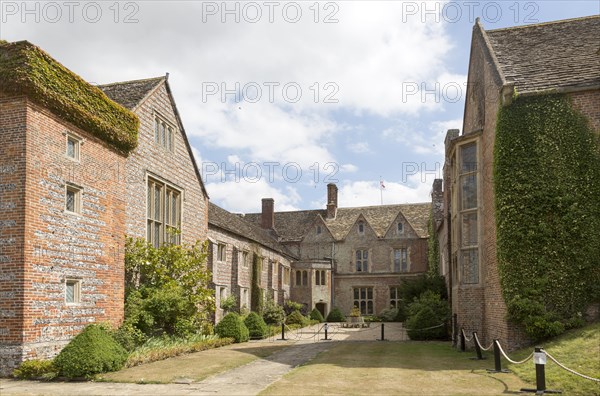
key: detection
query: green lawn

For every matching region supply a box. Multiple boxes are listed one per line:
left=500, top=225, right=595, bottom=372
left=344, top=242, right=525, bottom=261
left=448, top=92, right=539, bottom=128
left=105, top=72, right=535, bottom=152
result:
left=261, top=341, right=531, bottom=395
left=507, top=322, right=600, bottom=396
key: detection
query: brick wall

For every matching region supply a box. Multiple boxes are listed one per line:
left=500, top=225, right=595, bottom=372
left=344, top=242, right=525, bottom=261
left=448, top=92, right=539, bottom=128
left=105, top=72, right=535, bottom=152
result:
left=569, top=90, right=600, bottom=133
left=0, top=94, right=127, bottom=374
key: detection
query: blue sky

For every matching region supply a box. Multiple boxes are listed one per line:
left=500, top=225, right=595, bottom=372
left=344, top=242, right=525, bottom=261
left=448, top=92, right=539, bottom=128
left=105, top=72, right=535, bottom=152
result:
left=1, top=1, right=598, bottom=213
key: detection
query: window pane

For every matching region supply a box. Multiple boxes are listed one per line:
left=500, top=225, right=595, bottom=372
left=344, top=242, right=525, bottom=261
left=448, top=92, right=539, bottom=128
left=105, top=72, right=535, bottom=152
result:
left=154, top=223, right=160, bottom=247
left=462, top=249, right=479, bottom=284
left=356, top=251, right=361, bottom=260
left=461, top=174, right=477, bottom=210
left=160, top=122, right=166, bottom=146
left=67, top=139, right=75, bottom=158
left=66, top=190, right=75, bottom=212
left=66, top=282, right=74, bottom=303
left=354, top=288, right=359, bottom=300
left=367, top=288, right=373, bottom=299
left=147, top=221, right=152, bottom=242
left=367, top=301, right=373, bottom=314
left=390, top=288, right=396, bottom=299
left=302, top=271, right=308, bottom=285
left=147, top=183, right=152, bottom=217
left=155, top=118, right=160, bottom=143
left=460, top=143, right=477, bottom=173
left=360, top=300, right=366, bottom=315
left=167, top=127, right=173, bottom=151
left=461, top=212, right=478, bottom=246
left=361, top=288, right=366, bottom=299
left=363, top=251, right=368, bottom=259
left=154, top=185, right=161, bottom=220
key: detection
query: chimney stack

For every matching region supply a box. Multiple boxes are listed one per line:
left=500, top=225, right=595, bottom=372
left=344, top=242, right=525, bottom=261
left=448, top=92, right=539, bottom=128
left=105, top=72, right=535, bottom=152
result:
left=326, top=183, right=338, bottom=219
left=432, top=179, right=444, bottom=228
left=261, top=198, right=274, bottom=229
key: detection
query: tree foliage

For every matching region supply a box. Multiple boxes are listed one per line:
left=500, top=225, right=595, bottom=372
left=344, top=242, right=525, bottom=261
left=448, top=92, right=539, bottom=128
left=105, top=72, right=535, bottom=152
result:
left=494, top=93, right=600, bottom=341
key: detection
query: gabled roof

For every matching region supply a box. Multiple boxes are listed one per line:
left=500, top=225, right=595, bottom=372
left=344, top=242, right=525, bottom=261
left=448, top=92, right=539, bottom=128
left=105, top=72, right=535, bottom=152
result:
left=99, top=76, right=164, bottom=110
left=100, top=76, right=209, bottom=198
left=0, top=40, right=139, bottom=154
left=243, top=202, right=431, bottom=242
left=209, top=202, right=297, bottom=259
left=480, top=15, right=600, bottom=93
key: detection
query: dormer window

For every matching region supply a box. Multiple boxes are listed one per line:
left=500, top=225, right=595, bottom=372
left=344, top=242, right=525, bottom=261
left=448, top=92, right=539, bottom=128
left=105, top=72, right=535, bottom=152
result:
left=397, top=223, right=404, bottom=234
left=316, top=225, right=322, bottom=235
left=358, top=222, right=364, bottom=234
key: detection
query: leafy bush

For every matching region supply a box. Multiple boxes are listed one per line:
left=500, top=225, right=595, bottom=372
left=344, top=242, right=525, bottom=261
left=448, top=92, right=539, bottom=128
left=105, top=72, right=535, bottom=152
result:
left=378, top=307, right=399, bottom=322
left=53, top=324, right=128, bottom=378
left=111, top=321, right=146, bottom=352
left=399, top=275, right=448, bottom=303
left=221, top=295, right=238, bottom=313
left=285, top=310, right=308, bottom=326
left=12, top=359, right=57, bottom=380
left=326, top=307, right=346, bottom=322
left=262, top=298, right=285, bottom=325
left=309, top=308, right=324, bottom=323
left=405, top=291, right=450, bottom=341
left=215, top=312, right=249, bottom=343
left=394, top=303, right=408, bottom=322
left=244, top=312, right=269, bottom=339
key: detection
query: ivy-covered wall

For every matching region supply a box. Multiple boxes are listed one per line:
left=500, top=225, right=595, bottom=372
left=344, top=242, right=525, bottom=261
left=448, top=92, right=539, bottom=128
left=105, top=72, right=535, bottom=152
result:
left=494, top=93, right=600, bottom=340
left=0, top=40, right=138, bottom=154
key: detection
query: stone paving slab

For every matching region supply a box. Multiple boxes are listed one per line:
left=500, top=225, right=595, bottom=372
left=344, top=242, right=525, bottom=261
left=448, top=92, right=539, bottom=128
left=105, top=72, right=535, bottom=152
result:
left=0, top=323, right=407, bottom=396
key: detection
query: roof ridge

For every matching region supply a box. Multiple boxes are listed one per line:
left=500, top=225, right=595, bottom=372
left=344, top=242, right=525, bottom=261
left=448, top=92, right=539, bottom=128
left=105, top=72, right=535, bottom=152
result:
left=98, top=76, right=166, bottom=87
left=486, top=14, right=599, bottom=33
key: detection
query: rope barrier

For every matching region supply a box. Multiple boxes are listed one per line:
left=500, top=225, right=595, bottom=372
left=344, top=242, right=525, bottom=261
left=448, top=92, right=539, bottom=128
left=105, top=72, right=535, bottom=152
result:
left=473, top=332, right=494, bottom=351
left=403, top=323, right=446, bottom=332
left=461, top=328, right=473, bottom=342
left=496, top=341, right=533, bottom=365
left=543, top=349, right=600, bottom=382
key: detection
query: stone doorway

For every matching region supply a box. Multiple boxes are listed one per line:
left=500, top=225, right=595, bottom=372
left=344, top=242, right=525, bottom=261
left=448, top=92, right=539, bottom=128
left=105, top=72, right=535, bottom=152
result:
left=316, top=302, right=327, bottom=318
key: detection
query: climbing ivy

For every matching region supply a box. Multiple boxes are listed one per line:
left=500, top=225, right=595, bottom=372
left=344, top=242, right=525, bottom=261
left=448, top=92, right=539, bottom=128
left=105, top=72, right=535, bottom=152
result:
left=250, top=252, right=264, bottom=314
left=494, top=93, right=600, bottom=341
left=427, top=213, right=440, bottom=277
left=0, top=41, right=138, bottom=154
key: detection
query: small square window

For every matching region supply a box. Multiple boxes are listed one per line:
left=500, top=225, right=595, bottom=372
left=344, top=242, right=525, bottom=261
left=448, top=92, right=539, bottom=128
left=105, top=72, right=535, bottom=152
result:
left=65, top=279, right=81, bottom=304
left=66, top=134, right=81, bottom=160
left=65, top=185, right=82, bottom=214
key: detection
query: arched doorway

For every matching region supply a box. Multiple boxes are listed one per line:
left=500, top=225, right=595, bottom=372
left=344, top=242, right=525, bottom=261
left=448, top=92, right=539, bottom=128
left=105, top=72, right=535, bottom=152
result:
left=315, top=302, right=327, bottom=318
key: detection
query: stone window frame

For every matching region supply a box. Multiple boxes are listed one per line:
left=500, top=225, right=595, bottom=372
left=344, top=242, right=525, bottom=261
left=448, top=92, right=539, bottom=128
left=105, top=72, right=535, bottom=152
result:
left=153, top=111, right=176, bottom=153
left=354, top=248, right=369, bottom=272
left=146, top=175, right=182, bottom=248
left=315, top=270, right=326, bottom=286
left=392, top=247, right=409, bottom=273
left=389, top=286, right=401, bottom=309
left=357, top=221, right=365, bottom=235
left=241, top=250, right=249, bottom=267
left=64, top=182, right=83, bottom=214
left=65, top=278, right=81, bottom=305
left=217, top=243, right=227, bottom=262
left=294, top=270, right=309, bottom=287
left=283, top=267, right=290, bottom=285
left=353, top=286, right=374, bottom=315
left=451, top=138, right=481, bottom=286
left=64, top=131, right=83, bottom=161
left=396, top=222, right=404, bottom=235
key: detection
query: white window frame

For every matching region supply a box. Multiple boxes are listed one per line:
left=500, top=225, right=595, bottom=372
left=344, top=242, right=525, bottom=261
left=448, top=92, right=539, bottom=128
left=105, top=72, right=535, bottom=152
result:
left=65, top=132, right=82, bottom=161
left=65, top=183, right=82, bottom=214
left=154, top=112, right=176, bottom=152
left=147, top=176, right=182, bottom=247
left=217, top=243, right=227, bottom=262
left=65, top=279, right=81, bottom=304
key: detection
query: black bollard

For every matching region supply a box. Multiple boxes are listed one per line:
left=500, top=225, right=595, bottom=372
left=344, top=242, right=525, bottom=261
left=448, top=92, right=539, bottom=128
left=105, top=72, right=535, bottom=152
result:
left=324, top=323, right=329, bottom=340
left=471, top=332, right=486, bottom=360
left=381, top=323, right=385, bottom=341
left=521, top=347, right=561, bottom=394
left=487, top=340, right=509, bottom=373
left=279, top=323, right=286, bottom=341
left=460, top=330, right=466, bottom=352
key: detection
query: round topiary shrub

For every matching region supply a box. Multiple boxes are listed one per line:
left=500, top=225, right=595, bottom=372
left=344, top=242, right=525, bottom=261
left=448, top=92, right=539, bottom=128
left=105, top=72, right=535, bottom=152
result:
left=53, top=324, right=128, bottom=379
left=285, top=310, right=308, bottom=326
left=309, top=308, right=324, bottom=323
left=262, top=299, right=285, bottom=325
left=215, top=312, right=249, bottom=343
left=326, top=307, right=345, bottom=322
left=244, top=312, right=269, bottom=339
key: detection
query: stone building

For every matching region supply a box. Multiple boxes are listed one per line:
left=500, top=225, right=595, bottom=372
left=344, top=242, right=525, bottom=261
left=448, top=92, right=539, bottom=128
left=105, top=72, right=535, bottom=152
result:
left=0, top=41, right=209, bottom=373
left=436, top=16, right=600, bottom=350
left=208, top=202, right=293, bottom=322
left=0, top=41, right=137, bottom=374
left=244, top=184, right=431, bottom=318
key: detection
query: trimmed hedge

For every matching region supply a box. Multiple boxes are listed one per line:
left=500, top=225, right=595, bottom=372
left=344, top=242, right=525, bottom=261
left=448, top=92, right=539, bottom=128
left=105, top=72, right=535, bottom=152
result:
left=309, top=308, right=324, bottom=323
left=244, top=312, right=269, bottom=339
left=0, top=41, right=139, bottom=154
left=285, top=310, right=308, bottom=326
left=53, top=324, right=128, bottom=378
left=326, top=307, right=345, bottom=322
left=12, top=359, right=57, bottom=380
left=405, top=291, right=449, bottom=341
left=494, top=93, right=600, bottom=341
left=215, top=312, right=249, bottom=343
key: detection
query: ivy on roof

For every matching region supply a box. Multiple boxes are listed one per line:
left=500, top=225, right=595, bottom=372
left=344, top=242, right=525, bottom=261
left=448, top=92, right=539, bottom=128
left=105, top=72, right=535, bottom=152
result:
left=0, top=40, right=138, bottom=154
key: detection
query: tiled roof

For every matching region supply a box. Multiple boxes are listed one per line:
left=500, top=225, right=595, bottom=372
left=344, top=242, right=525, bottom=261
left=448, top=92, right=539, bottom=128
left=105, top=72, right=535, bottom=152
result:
left=243, top=203, right=431, bottom=242
left=483, top=15, right=600, bottom=93
left=98, top=76, right=165, bottom=109
left=209, top=202, right=297, bottom=258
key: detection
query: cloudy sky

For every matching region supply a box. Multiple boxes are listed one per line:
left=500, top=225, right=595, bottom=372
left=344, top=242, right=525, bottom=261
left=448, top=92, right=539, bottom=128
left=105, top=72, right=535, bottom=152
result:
left=1, top=1, right=598, bottom=213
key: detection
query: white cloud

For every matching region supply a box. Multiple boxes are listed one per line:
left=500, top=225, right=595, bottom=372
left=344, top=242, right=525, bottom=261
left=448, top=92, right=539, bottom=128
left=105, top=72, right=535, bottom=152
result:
left=207, top=180, right=301, bottom=213
left=347, top=141, right=371, bottom=154
left=340, top=164, right=358, bottom=173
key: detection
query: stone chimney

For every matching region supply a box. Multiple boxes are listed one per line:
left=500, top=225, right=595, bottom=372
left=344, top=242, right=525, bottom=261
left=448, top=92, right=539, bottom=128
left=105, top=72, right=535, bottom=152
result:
left=326, top=183, right=338, bottom=219
left=261, top=198, right=274, bottom=229
left=432, top=179, right=444, bottom=228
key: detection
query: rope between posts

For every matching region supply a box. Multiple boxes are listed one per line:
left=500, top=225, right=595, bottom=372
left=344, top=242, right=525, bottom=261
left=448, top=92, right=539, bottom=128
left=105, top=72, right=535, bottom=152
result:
left=543, top=349, right=600, bottom=382
left=496, top=341, right=533, bottom=365
left=473, top=332, right=493, bottom=351
left=461, top=328, right=473, bottom=342
left=402, top=323, right=445, bottom=331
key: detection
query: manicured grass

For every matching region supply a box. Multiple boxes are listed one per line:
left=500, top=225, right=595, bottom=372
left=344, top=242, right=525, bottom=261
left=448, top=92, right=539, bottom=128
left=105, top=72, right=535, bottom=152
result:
left=507, top=322, right=600, bottom=396
left=99, top=341, right=288, bottom=384
left=261, top=341, right=531, bottom=395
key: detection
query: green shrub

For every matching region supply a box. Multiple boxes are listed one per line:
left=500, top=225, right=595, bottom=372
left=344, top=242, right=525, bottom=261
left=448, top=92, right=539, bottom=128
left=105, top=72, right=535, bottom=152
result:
left=12, top=359, right=57, bottom=380
left=215, top=313, right=249, bottom=343
left=244, top=312, right=269, bottom=339
left=284, top=300, right=307, bottom=316
left=111, top=321, right=146, bottom=352
left=394, top=303, right=408, bottom=322
left=220, top=295, right=238, bottom=313
left=309, top=308, right=324, bottom=323
left=399, top=275, right=448, bottom=302
left=285, top=310, right=308, bottom=326
left=405, top=291, right=450, bottom=341
left=326, top=307, right=346, bottom=322
left=378, top=307, right=399, bottom=322
left=262, top=298, right=285, bottom=325
left=53, top=324, right=128, bottom=378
